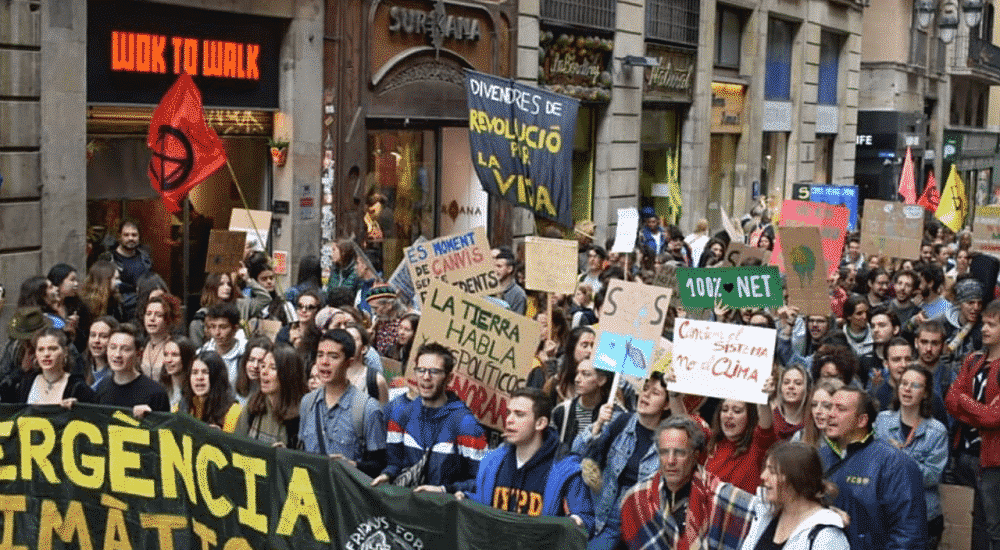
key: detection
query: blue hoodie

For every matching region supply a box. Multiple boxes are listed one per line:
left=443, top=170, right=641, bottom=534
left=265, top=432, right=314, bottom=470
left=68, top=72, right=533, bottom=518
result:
left=468, top=427, right=595, bottom=537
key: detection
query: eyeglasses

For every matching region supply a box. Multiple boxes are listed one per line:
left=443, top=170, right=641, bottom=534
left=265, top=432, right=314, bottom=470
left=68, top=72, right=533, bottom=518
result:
left=297, top=303, right=319, bottom=312
left=899, top=381, right=925, bottom=390
left=413, top=367, right=446, bottom=377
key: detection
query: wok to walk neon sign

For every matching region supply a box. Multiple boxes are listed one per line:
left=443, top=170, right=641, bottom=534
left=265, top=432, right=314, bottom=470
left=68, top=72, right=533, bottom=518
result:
left=111, top=31, right=260, bottom=80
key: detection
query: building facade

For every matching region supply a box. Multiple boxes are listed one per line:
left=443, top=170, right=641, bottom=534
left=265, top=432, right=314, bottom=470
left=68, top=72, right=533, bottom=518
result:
left=0, top=0, right=322, bottom=321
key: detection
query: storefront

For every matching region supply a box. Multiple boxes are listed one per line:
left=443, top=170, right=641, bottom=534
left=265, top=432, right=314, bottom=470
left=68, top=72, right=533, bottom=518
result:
left=709, top=82, right=746, bottom=227
left=854, top=110, right=926, bottom=211
left=326, top=0, right=514, bottom=277
left=941, top=129, right=1000, bottom=212
left=640, top=46, right=694, bottom=225
left=85, top=0, right=290, bottom=304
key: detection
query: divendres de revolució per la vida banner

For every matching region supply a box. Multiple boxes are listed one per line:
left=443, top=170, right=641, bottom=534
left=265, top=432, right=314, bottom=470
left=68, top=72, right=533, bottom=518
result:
left=465, top=70, right=578, bottom=227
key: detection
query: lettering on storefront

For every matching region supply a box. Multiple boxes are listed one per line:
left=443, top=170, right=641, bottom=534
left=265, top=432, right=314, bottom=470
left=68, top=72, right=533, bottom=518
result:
left=111, top=31, right=260, bottom=80
left=538, top=29, right=613, bottom=102
left=388, top=1, right=481, bottom=43
left=644, top=47, right=695, bottom=102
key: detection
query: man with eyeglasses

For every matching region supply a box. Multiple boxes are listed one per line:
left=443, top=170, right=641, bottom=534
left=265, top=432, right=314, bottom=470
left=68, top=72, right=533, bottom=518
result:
left=372, top=342, right=486, bottom=493
left=299, top=328, right=386, bottom=477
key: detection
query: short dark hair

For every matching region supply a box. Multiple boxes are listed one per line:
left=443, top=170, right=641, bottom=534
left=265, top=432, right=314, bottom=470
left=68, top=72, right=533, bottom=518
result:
left=866, top=268, right=888, bottom=285
left=842, top=293, right=869, bottom=321
left=118, top=219, right=139, bottom=235
left=494, top=246, right=516, bottom=266
left=414, top=342, right=456, bottom=376
left=767, top=442, right=837, bottom=505
left=867, top=305, right=899, bottom=327
left=245, top=251, right=272, bottom=281
left=206, top=302, right=240, bottom=326
left=916, top=263, right=945, bottom=293
left=319, top=328, right=356, bottom=359
left=893, top=269, right=918, bottom=287
left=588, top=245, right=608, bottom=260
left=916, top=319, right=947, bottom=341
left=510, top=386, right=553, bottom=420
left=835, top=386, right=877, bottom=433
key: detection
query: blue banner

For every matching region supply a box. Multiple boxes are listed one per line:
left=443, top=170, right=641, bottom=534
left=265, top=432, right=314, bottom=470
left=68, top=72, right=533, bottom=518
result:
left=465, top=70, right=578, bottom=227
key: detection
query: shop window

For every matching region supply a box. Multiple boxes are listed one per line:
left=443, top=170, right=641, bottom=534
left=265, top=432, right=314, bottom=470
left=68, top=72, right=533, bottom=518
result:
left=765, top=18, right=794, bottom=101
left=715, top=6, right=744, bottom=70
left=814, top=135, right=835, bottom=184
left=818, top=31, right=841, bottom=105
left=541, top=0, right=615, bottom=32
left=646, top=0, right=699, bottom=48
left=640, top=108, right=681, bottom=223
left=761, top=132, right=789, bottom=198
left=572, top=107, right=597, bottom=224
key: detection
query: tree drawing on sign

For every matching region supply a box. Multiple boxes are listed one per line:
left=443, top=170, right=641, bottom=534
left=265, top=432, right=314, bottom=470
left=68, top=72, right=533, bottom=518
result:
left=789, top=245, right=817, bottom=286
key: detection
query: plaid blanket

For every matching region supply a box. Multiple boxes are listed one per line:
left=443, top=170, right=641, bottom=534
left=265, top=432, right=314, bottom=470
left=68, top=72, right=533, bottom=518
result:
left=620, top=467, right=753, bottom=550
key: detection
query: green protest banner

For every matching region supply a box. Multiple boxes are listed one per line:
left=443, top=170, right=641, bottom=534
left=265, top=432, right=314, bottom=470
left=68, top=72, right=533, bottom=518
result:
left=675, top=266, right=783, bottom=309
left=0, top=404, right=584, bottom=550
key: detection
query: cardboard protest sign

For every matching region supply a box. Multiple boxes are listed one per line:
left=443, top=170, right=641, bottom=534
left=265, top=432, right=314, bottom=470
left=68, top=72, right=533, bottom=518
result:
left=405, top=226, right=498, bottom=304
left=408, top=281, right=541, bottom=430
left=675, top=266, right=782, bottom=309
left=940, top=484, right=974, bottom=550
left=229, top=208, right=271, bottom=251
left=773, top=200, right=849, bottom=276
left=722, top=241, right=772, bottom=267
left=859, top=199, right=924, bottom=260
left=466, top=70, right=578, bottom=226
left=651, top=263, right=683, bottom=310
left=0, top=404, right=585, bottom=550
left=778, top=226, right=830, bottom=316
left=669, top=319, right=775, bottom=404
left=253, top=318, right=282, bottom=342
left=387, top=236, right=426, bottom=309
left=592, top=280, right=672, bottom=378
left=972, top=205, right=1000, bottom=256
left=611, top=208, right=639, bottom=253
left=524, top=236, right=578, bottom=294
left=205, top=230, right=246, bottom=273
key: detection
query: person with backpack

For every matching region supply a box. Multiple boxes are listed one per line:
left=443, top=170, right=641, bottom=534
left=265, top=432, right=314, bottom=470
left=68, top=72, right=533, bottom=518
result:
left=457, top=387, right=594, bottom=537
left=740, top=442, right=849, bottom=550
left=298, top=329, right=386, bottom=478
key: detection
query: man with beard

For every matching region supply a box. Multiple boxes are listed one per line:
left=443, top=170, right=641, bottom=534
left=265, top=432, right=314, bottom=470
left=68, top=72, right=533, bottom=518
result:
left=890, top=269, right=921, bottom=333
left=915, top=263, right=951, bottom=322
left=866, top=268, right=891, bottom=308
left=858, top=306, right=900, bottom=389
left=914, top=320, right=955, bottom=428
left=110, top=220, right=151, bottom=321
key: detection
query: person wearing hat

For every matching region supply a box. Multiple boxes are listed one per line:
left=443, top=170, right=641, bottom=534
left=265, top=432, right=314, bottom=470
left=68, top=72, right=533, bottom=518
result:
left=944, top=275, right=984, bottom=363
left=637, top=207, right=668, bottom=256
left=0, top=307, right=52, bottom=402
left=367, top=283, right=408, bottom=357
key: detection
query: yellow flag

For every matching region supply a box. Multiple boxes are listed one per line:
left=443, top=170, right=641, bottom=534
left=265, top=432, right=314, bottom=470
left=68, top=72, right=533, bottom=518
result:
left=935, top=164, right=968, bottom=232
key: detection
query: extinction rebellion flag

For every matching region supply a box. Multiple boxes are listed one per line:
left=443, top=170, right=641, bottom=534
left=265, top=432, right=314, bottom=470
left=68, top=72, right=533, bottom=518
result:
left=465, top=70, right=578, bottom=227
left=147, top=73, right=227, bottom=214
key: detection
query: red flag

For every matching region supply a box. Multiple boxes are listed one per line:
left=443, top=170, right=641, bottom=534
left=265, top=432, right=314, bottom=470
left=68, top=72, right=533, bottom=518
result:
left=147, top=74, right=227, bottom=214
left=918, top=169, right=941, bottom=211
left=897, top=146, right=917, bottom=204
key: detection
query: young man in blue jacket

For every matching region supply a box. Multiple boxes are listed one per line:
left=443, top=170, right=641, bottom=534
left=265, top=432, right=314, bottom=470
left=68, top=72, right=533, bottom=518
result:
left=371, top=342, right=486, bottom=493
left=458, top=387, right=594, bottom=537
left=821, top=386, right=927, bottom=550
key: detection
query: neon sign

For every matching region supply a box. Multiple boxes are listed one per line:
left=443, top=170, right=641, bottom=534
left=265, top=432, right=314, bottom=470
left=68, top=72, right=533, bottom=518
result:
left=111, top=31, right=260, bottom=81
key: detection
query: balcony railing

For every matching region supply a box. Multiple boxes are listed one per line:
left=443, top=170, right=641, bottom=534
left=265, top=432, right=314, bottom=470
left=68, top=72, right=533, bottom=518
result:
left=968, top=35, right=1000, bottom=81
left=541, top=0, right=615, bottom=32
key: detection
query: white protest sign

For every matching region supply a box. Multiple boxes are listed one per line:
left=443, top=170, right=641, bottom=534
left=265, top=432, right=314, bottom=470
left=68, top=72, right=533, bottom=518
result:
left=668, top=319, right=775, bottom=404
left=611, top=208, right=639, bottom=253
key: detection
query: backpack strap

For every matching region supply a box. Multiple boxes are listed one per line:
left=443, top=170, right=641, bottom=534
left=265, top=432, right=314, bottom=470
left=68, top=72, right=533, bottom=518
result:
left=366, top=365, right=379, bottom=401
left=807, top=524, right=842, bottom=550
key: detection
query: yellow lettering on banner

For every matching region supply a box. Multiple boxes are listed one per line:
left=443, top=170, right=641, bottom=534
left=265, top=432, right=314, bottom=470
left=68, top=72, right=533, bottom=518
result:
left=231, top=453, right=268, bottom=533
left=62, top=420, right=105, bottom=489
left=276, top=467, right=329, bottom=542
left=17, top=417, right=57, bottom=483
left=108, top=426, right=154, bottom=498
left=39, top=500, right=93, bottom=550
left=191, top=519, right=217, bottom=550
left=100, top=494, right=132, bottom=550
left=0, top=495, right=27, bottom=550
left=196, top=444, right=233, bottom=517
left=222, top=538, right=253, bottom=550
left=139, top=514, right=187, bottom=550
left=158, top=429, right=197, bottom=504
left=0, top=421, right=15, bottom=481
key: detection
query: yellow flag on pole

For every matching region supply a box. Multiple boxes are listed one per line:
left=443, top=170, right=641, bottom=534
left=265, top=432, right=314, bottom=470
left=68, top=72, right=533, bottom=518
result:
left=935, top=164, right=968, bottom=231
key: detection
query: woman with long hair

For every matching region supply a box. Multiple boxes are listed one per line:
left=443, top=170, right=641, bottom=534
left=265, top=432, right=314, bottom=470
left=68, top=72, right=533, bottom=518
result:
left=544, top=325, right=595, bottom=402
left=704, top=377, right=777, bottom=493
left=841, top=294, right=873, bottom=357
left=793, top=378, right=845, bottom=449
left=140, top=294, right=181, bottom=382
left=875, top=365, right=947, bottom=550
left=48, top=263, right=91, bottom=353
left=740, top=442, right=848, bottom=549
left=179, top=351, right=242, bottom=432
left=19, top=276, right=63, bottom=329
left=85, top=316, right=118, bottom=389
left=551, top=360, right=619, bottom=452
left=325, top=238, right=360, bottom=296
left=234, top=344, right=308, bottom=448
left=159, top=335, right=196, bottom=410
left=190, top=272, right=238, bottom=348
left=133, top=273, right=169, bottom=326
left=80, top=260, right=123, bottom=321
left=772, top=364, right=811, bottom=440
left=391, top=312, right=419, bottom=366
left=235, top=337, right=272, bottom=405
left=17, top=328, right=95, bottom=405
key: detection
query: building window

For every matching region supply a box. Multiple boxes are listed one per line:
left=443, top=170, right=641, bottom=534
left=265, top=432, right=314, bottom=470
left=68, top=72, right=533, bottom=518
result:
left=715, top=6, right=743, bottom=70
left=765, top=18, right=794, bottom=101
left=646, top=0, right=699, bottom=48
left=541, top=0, right=615, bottom=32
left=818, top=31, right=841, bottom=105
left=814, top=135, right=835, bottom=184
left=762, top=132, right=789, bottom=198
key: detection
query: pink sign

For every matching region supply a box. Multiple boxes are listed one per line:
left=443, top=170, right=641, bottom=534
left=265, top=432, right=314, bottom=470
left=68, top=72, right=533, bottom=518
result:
left=770, top=200, right=849, bottom=276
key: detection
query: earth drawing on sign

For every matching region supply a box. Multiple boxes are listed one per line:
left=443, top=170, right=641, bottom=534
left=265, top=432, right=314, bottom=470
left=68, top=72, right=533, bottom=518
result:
left=789, top=245, right=817, bottom=286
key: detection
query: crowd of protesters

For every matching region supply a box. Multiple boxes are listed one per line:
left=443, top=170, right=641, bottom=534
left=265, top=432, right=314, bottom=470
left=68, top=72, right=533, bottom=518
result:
left=1, top=205, right=999, bottom=550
